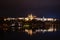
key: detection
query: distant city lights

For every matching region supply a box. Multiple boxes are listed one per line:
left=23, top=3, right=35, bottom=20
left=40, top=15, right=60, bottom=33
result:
left=4, top=14, right=57, bottom=21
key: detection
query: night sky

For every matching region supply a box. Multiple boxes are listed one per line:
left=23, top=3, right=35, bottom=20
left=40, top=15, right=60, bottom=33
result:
left=0, top=0, right=60, bottom=18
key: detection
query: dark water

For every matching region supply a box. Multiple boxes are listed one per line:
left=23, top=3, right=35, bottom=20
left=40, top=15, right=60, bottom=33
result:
left=0, top=30, right=60, bottom=40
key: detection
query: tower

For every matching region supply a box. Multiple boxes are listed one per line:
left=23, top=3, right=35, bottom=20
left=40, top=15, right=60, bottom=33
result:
left=42, top=16, right=45, bottom=21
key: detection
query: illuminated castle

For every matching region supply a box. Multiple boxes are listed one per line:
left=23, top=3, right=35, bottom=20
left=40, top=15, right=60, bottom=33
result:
left=25, top=14, right=36, bottom=21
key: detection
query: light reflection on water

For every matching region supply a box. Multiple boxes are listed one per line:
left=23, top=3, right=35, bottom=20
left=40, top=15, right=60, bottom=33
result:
left=24, top=27, right=57, bottom=35
left=2, top=26, right=57, bottom=35
left=2, top=27, right=60, bottom=40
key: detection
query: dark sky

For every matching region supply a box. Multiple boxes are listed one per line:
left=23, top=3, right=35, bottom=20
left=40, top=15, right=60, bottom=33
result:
left=0, top=0, right=60, bottom=18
